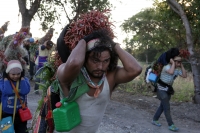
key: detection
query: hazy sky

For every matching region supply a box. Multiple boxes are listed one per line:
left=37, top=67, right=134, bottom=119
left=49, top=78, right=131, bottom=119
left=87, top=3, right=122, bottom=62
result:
left=0, top=0, right=153, bottom=44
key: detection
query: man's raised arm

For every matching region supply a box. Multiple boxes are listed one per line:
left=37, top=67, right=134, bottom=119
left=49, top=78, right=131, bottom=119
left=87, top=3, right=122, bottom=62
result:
left=113, top=43, right=142, bottom=84
left=57, top=39, right=87, bottom=96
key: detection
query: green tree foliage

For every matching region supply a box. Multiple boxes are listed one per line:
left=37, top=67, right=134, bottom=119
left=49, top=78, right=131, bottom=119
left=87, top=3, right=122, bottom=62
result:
left=157, top=0, right=200, bottom=52
left=121, top=7, right=186, bottom=62
left=166, top=0, right=200, bottom=103
left=121, top=0, right=200, bottom=103
left=18, top=0, right=113, bottom=30
left=121, top=0, right=200, bottom=62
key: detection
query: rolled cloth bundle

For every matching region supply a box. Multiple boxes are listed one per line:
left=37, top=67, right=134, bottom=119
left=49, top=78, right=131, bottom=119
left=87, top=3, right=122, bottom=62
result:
left=165, top=48, right=180, bottom=63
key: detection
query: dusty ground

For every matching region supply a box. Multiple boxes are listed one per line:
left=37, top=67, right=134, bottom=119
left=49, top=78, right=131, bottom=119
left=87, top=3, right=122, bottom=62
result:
left=27, top=81, right=200, bottom=133
left=99, top=90, right=200, bottom=133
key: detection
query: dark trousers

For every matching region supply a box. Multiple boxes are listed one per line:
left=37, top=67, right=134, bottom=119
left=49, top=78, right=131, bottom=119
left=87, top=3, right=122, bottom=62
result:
left=34, top=65, right=39, bottom=90
left=2, top=112, right=28, bottom=133
left=38, top=117, right=47, bottom=133
left=34, top=77, right=40, bottom=91
left=153, top=89, right=173, bottom=126
left=29, top=61, right=35, bottom=77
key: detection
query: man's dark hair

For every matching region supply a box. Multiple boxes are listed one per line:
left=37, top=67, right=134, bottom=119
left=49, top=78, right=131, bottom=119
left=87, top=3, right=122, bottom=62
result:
left=46, top=40, right=53, bottom=47
left=85, top=29, right=118, bottom=71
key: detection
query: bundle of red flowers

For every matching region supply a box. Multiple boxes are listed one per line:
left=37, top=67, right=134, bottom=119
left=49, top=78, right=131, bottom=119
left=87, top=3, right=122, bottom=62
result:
left=64, top=10, right=115, bottom=50
left=179, top=49, right=190, bottom=59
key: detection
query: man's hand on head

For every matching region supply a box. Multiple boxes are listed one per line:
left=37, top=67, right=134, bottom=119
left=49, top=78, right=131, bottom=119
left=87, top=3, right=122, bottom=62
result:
left=112, top=42, right=118, bottom=50
left=83, top=30, right=102, bottom=43
left=83, top=34, right=97, bottom=43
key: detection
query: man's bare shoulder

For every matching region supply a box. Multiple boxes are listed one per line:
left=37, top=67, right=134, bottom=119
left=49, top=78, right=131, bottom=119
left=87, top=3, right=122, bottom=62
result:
left=57, top=63, right=79, bottom=85
left=106, top=67, right=119, bottom=89
left=56, top=63, right=66, bottom=80
left=57, top=63, right=65, bottom=73
left=107, top=66, right=121, bottom=77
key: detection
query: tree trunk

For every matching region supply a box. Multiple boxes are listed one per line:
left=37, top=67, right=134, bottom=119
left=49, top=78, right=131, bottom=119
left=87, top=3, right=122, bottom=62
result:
left=145, top=53, right=148, bottom=64
left=167, top=0, right=200, bottom=103
left=190, top=55, right=200, bottom=103
left=18, top=0, right=41, bottom=28
left=21, top=13, right=32, bottom=27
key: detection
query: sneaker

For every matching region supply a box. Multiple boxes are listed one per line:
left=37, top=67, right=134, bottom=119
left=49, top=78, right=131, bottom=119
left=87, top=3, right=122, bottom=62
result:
left=169, top=124, right=179, bottom=131
left=152, top=120, right=161, bottom=127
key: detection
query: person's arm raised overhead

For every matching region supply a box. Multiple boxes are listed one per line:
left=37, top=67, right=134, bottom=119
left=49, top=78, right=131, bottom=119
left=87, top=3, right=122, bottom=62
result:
left=166, top=58, right=175, bottom=75
left=57, top=39, right=87, bottom=96
left=57, top=32, right=98, bottom=96
left=114, top=43, right=142, bottom=85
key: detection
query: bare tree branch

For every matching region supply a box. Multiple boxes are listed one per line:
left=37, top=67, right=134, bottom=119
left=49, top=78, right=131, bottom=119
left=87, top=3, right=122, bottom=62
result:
left=74, top=0, right=81, bottom=21
left=29, top=0, right=42, bottom=16
left=60, top=2, right=72, bottom=23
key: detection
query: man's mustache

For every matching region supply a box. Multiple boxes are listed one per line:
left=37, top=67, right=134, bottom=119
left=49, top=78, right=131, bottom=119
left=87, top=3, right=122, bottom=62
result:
left=93, top=70, right=105, bottom=73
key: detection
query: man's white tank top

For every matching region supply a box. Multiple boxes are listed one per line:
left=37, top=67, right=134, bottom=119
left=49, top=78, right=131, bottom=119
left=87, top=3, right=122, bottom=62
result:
left=65, top=77, right=110, bottom=133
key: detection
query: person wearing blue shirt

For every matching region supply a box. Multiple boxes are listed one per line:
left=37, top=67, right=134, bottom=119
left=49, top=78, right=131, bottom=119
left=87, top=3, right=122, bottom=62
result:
left=0, top=60, right=31, bottom=133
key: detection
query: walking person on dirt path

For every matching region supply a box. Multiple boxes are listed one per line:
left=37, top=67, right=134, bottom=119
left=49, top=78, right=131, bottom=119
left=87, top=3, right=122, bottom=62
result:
left=152, top=56, right=187, bottom=131
left=0, top=60, right=31, bottom=133
left=56, top=29, right=142, bottom=133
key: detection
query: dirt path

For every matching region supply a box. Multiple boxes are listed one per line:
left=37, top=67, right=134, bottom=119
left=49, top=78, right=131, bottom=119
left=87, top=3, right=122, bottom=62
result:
left=27, top=82, right=200, bottom=133
left=99, top=90, right=200, bottom=133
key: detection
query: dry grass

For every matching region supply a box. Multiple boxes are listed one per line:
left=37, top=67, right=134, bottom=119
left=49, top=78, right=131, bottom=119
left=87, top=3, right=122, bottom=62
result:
left=172, top=73, right=194, bottom=102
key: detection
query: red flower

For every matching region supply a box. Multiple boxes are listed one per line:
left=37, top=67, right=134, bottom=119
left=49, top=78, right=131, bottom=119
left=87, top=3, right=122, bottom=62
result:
left=179, top=49, right=190, bottom=59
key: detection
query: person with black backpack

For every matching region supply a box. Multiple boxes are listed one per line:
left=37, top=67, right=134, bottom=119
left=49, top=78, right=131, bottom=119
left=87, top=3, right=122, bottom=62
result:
left=145, top=48, right=181, bottom=92
left=151, top=55, right=187, bottom=131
